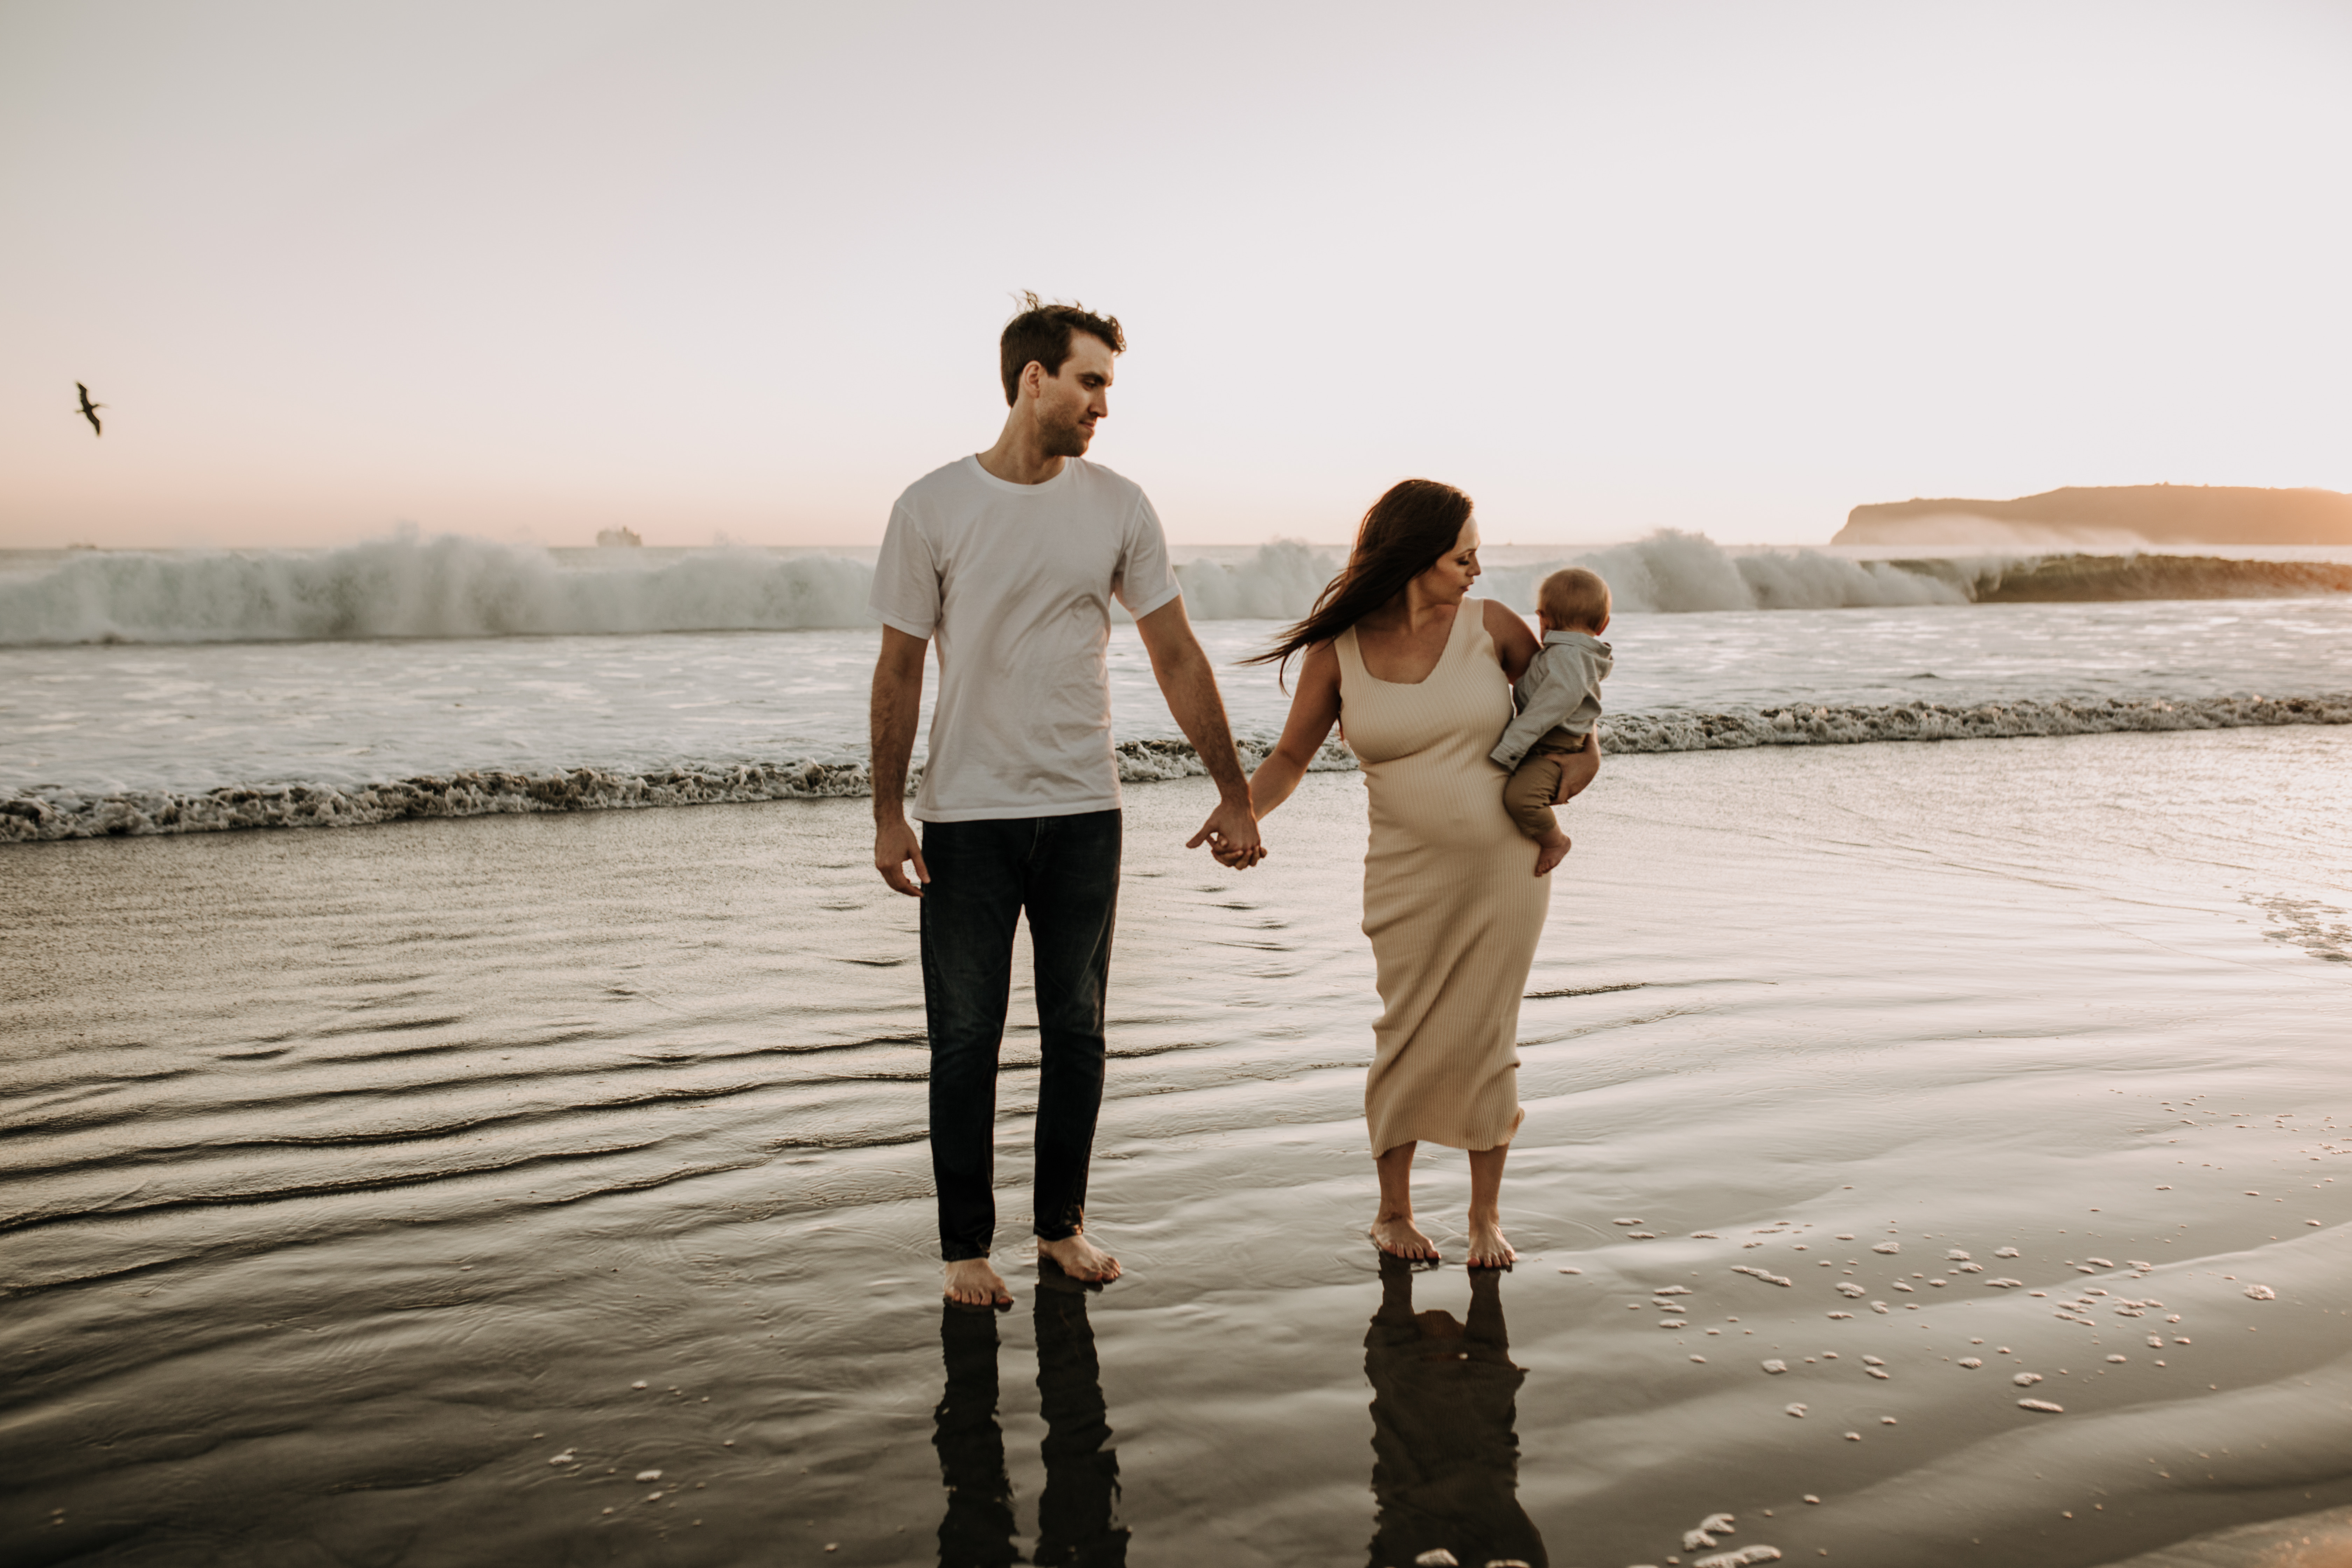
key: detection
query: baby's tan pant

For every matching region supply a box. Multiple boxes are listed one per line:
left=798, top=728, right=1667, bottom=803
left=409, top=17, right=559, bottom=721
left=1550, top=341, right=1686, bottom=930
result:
left=1502, top=727, right=1587, bottom=840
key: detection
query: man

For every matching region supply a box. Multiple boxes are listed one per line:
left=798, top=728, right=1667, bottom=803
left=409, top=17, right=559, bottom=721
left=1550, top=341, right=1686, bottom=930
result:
left=870, top=294, right=1262, bottom=1309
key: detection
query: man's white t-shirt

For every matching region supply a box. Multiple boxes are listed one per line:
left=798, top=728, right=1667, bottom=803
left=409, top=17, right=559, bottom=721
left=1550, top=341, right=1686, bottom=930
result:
left=870, top=455, right=1182, bottom=823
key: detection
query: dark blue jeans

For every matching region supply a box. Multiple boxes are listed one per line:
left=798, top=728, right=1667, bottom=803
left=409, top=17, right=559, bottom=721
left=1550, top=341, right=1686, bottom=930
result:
left=920, top=810, right=1121, bottom=1262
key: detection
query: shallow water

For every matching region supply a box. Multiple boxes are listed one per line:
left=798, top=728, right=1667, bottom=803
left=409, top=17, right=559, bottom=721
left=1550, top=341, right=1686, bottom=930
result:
left=4, top=728, right=2350, bottom=1565
left=7, top=598, right=2351, bottom=799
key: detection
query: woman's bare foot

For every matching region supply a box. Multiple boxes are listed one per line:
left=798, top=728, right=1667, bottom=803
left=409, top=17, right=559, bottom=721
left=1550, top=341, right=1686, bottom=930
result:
left=1533, top=828, right=1571, bottom=877
left=1465, top=1216, right=1516, bottom=1269
left=1037, top=1230, right=1121, bottom=1284
left=1369, top=1212, right=1439, bottom=1260
left=944, top=1258, right=1013, bottom=1308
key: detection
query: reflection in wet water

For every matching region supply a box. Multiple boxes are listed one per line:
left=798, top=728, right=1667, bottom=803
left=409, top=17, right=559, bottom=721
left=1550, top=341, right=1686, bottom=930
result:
left=934, top=1273, right=1127, bottom=1567
left=1364, top=1258, right=1548, bottom=1568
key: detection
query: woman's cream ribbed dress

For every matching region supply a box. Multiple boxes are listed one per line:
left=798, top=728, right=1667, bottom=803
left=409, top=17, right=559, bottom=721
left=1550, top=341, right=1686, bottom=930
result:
left=1337, top=601, right=1551, bottom=1154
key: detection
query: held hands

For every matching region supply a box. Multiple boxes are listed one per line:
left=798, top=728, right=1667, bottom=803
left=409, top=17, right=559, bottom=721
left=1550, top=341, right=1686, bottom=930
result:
left=1187, top=794, right=1266, bottom=870
left=875, top=815, right=930, bottom=897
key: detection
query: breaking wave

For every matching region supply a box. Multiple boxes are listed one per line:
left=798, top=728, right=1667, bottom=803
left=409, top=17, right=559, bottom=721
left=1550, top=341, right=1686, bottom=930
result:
left=0, top=530, right=1971, bottom=646
left=8, top=694, right=2343, bottom=842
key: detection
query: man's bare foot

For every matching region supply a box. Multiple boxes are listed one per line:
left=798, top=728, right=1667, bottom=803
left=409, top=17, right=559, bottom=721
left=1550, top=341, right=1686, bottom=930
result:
left=1533, top=829, right=1571, bottom=878
left=1037, top=1230, right=1121, bottom=1284
left=944, top=1258, right=1012, bottom=1308
left=1369, top=1213, right=1439, bottom=1261
left=1465, top=1217, right=1516, bottom=1269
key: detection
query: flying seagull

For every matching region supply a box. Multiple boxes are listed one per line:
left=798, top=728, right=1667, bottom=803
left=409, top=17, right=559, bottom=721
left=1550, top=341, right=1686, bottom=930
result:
left=76, top=382, right=104, bottom=436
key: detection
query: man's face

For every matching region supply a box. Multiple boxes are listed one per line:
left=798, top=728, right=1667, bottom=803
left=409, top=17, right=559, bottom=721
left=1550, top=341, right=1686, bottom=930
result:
left=1030, top=333, right=1115, bottom=458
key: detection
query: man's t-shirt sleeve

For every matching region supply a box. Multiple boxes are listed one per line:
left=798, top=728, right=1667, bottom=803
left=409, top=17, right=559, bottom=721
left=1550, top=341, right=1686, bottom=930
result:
left=869, top=500, right=939, bottom=639
left=1113, top=489, right=1182, bottom=620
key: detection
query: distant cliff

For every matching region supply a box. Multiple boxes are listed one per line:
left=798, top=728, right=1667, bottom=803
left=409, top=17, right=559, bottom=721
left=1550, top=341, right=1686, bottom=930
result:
left=1837, top=485, right=2352, bottom=547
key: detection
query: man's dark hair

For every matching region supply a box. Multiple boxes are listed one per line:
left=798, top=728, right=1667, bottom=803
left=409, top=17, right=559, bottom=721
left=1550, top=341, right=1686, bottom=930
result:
left=999, top=292, right=1126, bottom=406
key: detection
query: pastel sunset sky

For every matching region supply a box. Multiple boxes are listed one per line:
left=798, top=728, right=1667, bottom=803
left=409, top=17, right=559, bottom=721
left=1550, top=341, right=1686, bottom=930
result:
left=5, top=0, right=2349, bottom=548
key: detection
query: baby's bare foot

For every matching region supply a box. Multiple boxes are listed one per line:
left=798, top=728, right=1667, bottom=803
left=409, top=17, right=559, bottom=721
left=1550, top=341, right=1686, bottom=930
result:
left=1370, top=1213, right=1439, bottom=1261
left=1466, top=1218, right=1517, bottom=1269
left=1533, top=830, right=1571, bottom=878
left=1038, top=1230, right=1121, bottom=1284
left=944, top=1258, right=1012, bottom=1308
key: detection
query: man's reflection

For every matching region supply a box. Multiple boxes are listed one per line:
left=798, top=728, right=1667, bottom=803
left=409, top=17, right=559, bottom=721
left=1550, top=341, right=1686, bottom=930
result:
left=934, top=1271, right=1128, bottom=1567
left=1363, top=1256, right=1548, bottom=1568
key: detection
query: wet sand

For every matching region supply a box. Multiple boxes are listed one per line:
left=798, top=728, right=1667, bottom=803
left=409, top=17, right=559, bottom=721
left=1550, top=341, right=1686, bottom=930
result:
left=5, top=727, right=2350, bottom=1566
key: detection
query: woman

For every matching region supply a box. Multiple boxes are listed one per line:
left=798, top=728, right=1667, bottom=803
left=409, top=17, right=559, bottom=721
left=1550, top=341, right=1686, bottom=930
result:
left=1244, top=479, right=1598, bottom=1266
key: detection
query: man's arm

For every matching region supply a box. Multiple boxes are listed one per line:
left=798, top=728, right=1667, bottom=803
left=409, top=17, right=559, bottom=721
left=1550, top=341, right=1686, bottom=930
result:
left=1133, top=596, right=1265, bottom=868
left=870, top=625, right=930, bottom=896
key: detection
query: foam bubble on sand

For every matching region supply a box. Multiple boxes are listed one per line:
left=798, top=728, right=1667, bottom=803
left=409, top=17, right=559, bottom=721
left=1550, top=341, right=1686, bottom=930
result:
left=635, top=1469, right=662, bottom=1481
left=1786, top=1403, right=1807, bottom=1416
left=2014, top=1372, right=2044, bottom=1386
left=1762, top=1360, right=1789, bottom=1374
left=1656, top=1285, right=1693, bottom=1295
left=1836, top=1283, right=1867, bottom=1297
left=1827, top=1311, right=1854, bottom=1319
left=1845, top=1432, right=1863, bottom=1441
left=2106, top=1355, right=2127, bottom=1363
left=1862, top=1356, right=1885, bottom=1366
left=1685, top=1514, right=1739, bottom=1549
left=1661, top=1320, right=1689, bottom=1329
left=1695, top=1548, right=1783, bottom=1567
left=2018, top=1399, right=2066, bottom=1413
left=1946, top=1249, right=1972, bottom=1261
left=1614, top=1217, right=1644, bottom=1226
left=1867, top=1367, right=1891, bottom=1380
left=1734, top=1266, right=1793, bottom=1287
left=1994, top=1247, right=2022, bottom=1257
left=1987, top=1278, right=2024, bottom=1288
left=1558, top=1267, right=1582, bottom=1274
left=2148, top=1335, right=2166, bottom=1348
left=548, top=1451, right=575, bottom=1465
left=2087, top=1256, right=2114, bottom=1268
left=1872, top=1241, right=1901, bottom=1254
left=2245, top=1284, right=2279, bottom=1300
left=1960, top=1357, right=1983, bottom=1368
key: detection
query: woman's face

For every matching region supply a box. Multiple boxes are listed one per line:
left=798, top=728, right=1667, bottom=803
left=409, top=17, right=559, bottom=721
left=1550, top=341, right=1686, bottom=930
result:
left=1413, top=517, right=1483, bottom=604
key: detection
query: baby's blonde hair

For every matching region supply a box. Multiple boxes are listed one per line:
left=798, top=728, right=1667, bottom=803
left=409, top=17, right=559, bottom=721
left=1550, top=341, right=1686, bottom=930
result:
left=1538, top=567, right=1611, bottom=629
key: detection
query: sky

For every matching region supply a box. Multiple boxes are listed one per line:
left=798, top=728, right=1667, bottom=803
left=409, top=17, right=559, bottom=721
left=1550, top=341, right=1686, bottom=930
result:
left=5, top=0, right=2351, bottom=550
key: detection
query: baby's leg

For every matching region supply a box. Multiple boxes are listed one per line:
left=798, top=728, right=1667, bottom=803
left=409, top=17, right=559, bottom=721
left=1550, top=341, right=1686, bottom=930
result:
left=1502, top=755, right=1564, bottom=841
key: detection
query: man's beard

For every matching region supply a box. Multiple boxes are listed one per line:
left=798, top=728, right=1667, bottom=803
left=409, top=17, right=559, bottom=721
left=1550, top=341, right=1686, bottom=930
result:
left=1039, top=413, right=1093, bottom=459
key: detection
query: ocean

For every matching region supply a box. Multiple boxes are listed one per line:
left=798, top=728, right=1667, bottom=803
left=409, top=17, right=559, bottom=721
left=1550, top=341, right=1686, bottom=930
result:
left=3, top=533, right=2351, bottom=1566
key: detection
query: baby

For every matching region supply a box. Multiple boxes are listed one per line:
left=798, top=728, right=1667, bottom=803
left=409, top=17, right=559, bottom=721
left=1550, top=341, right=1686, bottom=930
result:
left=1490, top=567, right=1613, bottom=870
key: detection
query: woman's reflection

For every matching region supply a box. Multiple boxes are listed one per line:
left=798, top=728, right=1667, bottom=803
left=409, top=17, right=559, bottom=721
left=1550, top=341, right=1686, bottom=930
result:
left=934, top=1270, right=1128, bottom=1567
left=1364, top=1256, right=1548, bottom=1568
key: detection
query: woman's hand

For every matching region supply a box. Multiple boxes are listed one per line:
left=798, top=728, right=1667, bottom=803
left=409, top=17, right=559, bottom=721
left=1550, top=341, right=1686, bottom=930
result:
left=1552, top=733, right=1601, bottom=804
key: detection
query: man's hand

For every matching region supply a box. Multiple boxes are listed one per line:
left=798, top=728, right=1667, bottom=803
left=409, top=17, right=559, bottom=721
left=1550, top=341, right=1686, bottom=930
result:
left=1186, top=794, right=1265, bottom=869
left=876, top=815, right=930, bottom=896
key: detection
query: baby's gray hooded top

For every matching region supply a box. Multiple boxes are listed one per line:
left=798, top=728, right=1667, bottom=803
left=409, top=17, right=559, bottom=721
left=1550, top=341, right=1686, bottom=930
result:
left=1490, top=630, right=1613, bottom=770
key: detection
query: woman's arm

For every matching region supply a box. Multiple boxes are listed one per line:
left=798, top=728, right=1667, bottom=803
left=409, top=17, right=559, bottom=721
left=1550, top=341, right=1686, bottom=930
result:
left=1247, top=640, right=1342, bottom=820
left=1483, top=597, right=1541, bottom=683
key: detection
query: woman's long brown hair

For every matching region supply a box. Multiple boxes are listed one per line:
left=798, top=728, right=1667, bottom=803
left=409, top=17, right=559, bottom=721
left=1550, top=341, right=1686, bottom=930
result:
left=1243, top=478, right=1475, bottom=684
